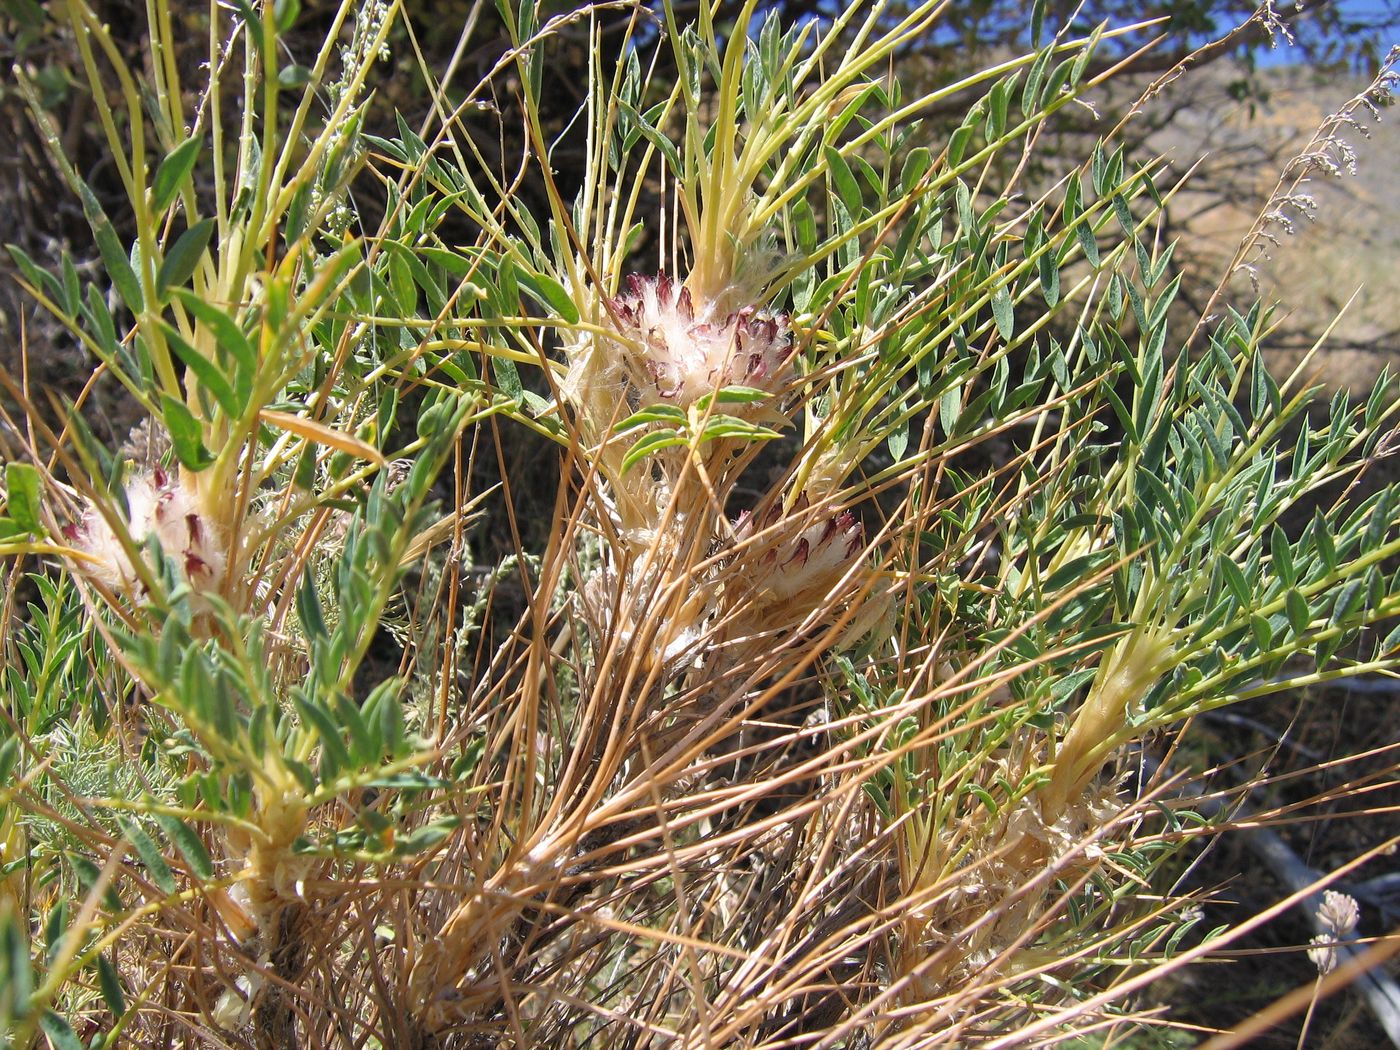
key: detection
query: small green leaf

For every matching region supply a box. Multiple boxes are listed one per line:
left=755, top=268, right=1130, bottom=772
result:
left=332, top=693, right=376, bottom=766
left=1075, top=217, right=1100, bottom=267
left=613, top=405, right=688, bottom=434
left=622, top=429, right=686, bottom=472
left=1051, top=667, right=1099, bottom=701
left=1285, top=588, right=1311, bottom=637
left=293, top=693, right=351, bottom=776
left=900, top=147, right=932, bottom=194
left=385, top=247, right=416, bottom=315
left=1199, top=411, right=1231, bottom=469
left=277, top=63, right=312, bottom=89
left=160, top=323, right=239, bottom=418
left=152, top=136, right=202, bottom=214
left=1330, top=580, right=1365, bottom=627
left=1021, top=47, right=1052, bottom=117
left=157, top=218, right=215, bottom=296
left=954, top=179, right=975, bottom=232
left=887, top=418, right=909, bottom=460
left=415, top=395, right=458, bottom=439
left=365, top=772, right=452, bottom=791
left=987, top=77, right=1011, bottom=139
left=695, top=386, right=772, bottom=408
left=274, top=0, right=301, bottom=31
left=44, top=900, right=68, bottom=966
left=1313, top=512, right=1338, bottom=573
left=1136, top=468, right=1178, bottom=529
left=39, top=1012, right=84, bottom=1050
left=939, top=383, right=962, bottom=436
left=1113, top=195, right=1134, bottom=235
left=5, top=462, right=42, bottom=534
left=170, top=290, right=256, bottom=409
left=1038, top=253, right=1060, bottom=306
left=1249, top=613, right=1273, bottom=650
left=964, top=783, right=999, bottom=814
left=160, top=395, right=215, bottom=470
left=697, top=416, right=779, bottom=442
left=297, top=568, right=328, bottom=639
left=6, top=243, right=64, bottom=305
left=1363, top=486, right=1395, bottom=551
left=1219, top=556, right=1250, bottom=607
left=150, top=812, right=214, bottom=879
left=1270, top=526, right=1295, bottom=588
left=79, top=183, right=143, bottom=311
left=371, top=680, right=406, bottom=756
left=515, top=269, right=579, bottom=325
left=84, top=284, right=120, bottom=364
left=119, top=817, right=176, bottom=895
left=492, top=357, right=523, bottom=401
left=824, top=146, right=862, bottom=213
left=96, top=953, right=127, bottom=1017
left=68, top=853, right=122, bottom=912
left=395, top=815, right=461, bottom=856
left=293, top=444, right=318, bottom=490
left=1381, top=619, right=1400, bottom=656
left=1107, top=272, right=1124, bottom=318
left=948, top=121, right=974, bottom=167
left=991, top=286, right=1014, bottom=340
left=60, top=253, right=80, bottom=315
left=0, top=736, right=17, bottom=784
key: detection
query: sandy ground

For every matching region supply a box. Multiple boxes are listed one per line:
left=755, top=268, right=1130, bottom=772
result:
left=1149, top=61, right=1400, bottom=396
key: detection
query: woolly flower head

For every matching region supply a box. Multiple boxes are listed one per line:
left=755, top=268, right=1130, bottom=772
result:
left=732, top=495, right=865, bottom=616
left=563, top=273, right=795, bottom=426
left=63, top=465, right=227, bottom=597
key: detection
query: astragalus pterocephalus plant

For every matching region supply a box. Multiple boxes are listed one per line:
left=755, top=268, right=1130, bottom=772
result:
left=2, top=1, right=1399, bottom=1048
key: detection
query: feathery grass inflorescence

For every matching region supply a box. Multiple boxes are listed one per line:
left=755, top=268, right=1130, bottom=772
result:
left=1, top=1, right=1398, bottom=1048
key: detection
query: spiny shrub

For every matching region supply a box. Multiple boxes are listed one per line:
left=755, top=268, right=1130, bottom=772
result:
left=1, top=1, right=1398, bottom=1047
